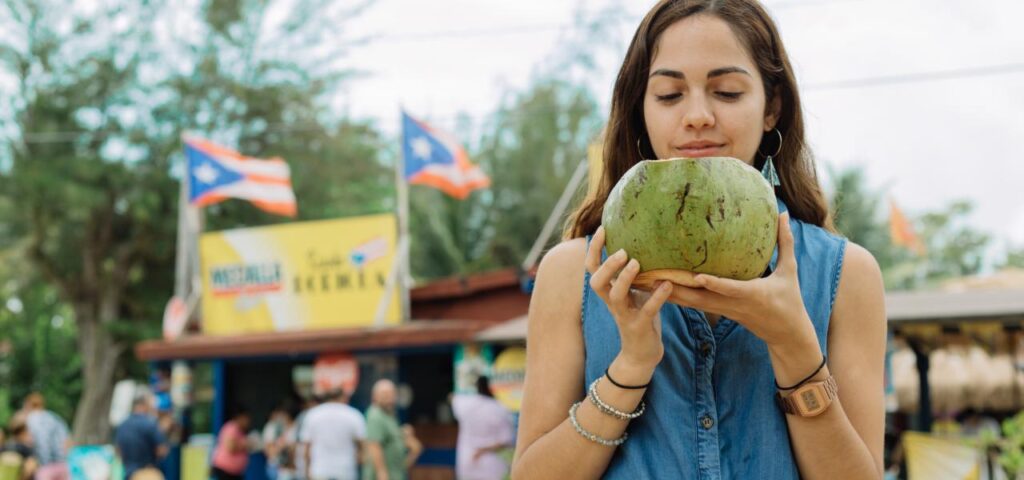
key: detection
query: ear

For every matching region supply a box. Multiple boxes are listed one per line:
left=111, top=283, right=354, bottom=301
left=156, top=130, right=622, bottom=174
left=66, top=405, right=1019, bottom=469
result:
left=764, top=86, right=782, bottom=131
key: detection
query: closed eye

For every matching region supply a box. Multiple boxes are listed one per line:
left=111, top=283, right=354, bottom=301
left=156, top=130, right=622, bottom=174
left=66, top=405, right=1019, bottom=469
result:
left=715, top=91, right=743, bottom=100
left=656, top=93, right=682, bottom=102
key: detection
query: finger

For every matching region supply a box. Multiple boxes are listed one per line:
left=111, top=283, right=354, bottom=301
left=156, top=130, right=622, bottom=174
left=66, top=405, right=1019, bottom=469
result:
left=668, top=284, right=731, bottom=315
left=775, top=212, right=797, bottom=272
left=640, top=281, right=673, bottom=317
left=693, top=273, right=747, bottom=298
left=584, top=226, right=606, bottom=274
left=589, top=248, right=628, bottom=298
left=609, top=259, right=641, bottom=308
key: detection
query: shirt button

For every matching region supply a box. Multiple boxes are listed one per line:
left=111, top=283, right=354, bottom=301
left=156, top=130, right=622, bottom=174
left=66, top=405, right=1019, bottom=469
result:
left=700, top=342, right=712, bottom=358
left=701, top=415, right=714, bottom=430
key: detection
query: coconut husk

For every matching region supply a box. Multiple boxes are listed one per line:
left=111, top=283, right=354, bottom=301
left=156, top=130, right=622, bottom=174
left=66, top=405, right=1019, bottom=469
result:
left=634, top=269, right=702, bottom=289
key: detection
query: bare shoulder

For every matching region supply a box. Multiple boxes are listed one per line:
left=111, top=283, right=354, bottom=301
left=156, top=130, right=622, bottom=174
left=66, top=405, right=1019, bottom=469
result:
left=830, top=241, right=886, bottom=340
left=529, top=237, right=588, bottom=324
left=537, top=237, right=588, bottom=279
left=837, top=242, right=884, bottom=302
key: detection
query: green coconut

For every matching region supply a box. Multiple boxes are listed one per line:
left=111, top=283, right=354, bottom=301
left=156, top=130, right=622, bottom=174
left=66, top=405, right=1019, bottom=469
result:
left=602, top=157, right=778, bottom=285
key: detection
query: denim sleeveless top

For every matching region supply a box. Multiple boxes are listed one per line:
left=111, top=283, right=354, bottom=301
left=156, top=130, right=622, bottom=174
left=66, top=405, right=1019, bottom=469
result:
left=582, top=199, right=846, bottom=479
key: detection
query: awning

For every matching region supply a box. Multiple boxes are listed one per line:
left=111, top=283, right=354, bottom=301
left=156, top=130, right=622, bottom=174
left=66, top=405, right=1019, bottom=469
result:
left=887, top=289, right=1024, bottom=325
left=135, top=319, right=497, bottom=361
left=475, top=315, right=527, bottom=343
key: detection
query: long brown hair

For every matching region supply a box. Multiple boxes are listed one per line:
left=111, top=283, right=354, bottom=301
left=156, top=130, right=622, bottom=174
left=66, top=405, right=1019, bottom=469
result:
left=565, top=0, right=834, bottom=239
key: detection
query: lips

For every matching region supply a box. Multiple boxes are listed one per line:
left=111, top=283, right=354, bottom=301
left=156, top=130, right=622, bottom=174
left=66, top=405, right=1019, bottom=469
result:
left=675, top=142, right=724, bottom=157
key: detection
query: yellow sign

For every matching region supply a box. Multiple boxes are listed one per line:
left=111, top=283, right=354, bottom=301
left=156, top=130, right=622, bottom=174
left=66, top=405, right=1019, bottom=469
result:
left=491, top=347, right=527, bottom=412
left=200, top=214, right=400, bottom=335
left=903, top=431, right=980, bottom=480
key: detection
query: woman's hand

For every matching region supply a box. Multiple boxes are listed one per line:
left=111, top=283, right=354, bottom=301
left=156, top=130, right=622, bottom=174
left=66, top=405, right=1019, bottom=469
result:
left=585, top=226, right=675, bottom=372
left=667, top=212, right=817, bottom=350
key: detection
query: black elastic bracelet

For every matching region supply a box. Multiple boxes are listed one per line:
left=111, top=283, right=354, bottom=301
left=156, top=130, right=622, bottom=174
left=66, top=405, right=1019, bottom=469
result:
left=604, top=367, right=650, bottom=390
left=774, top=355, right=827, bottom=391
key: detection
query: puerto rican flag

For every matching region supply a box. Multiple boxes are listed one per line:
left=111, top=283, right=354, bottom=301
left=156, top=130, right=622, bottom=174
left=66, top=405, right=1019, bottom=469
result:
left=402, top=111, right=490, bottom=199
left=184, top=136, right=298, bottom=217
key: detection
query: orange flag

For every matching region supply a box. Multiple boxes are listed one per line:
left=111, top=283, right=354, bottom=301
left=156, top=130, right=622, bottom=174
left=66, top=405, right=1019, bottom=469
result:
left=889, top=199, right=926, bottom=256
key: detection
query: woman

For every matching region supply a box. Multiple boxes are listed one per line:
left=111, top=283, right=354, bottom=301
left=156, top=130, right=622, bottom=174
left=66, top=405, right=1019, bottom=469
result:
left=451, top=376, right=515, bottom=480
left=211, top=408, right=252, bottom=480
left=511, top=1, right=886, bottom=478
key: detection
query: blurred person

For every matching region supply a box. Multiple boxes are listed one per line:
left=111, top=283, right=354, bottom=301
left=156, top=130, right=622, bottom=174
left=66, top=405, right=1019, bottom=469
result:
left=154, top=407, right=181, bottom=479
left=114, top=393, right=168, bottom=480
left=300, top=389, right=365, bottom=480
left=21, top=392, right=71, bottom=480
left=211, top=408, right=252, bottom=480
left=1, top=420, right=39, bottom=480
left=451, top=376, right=515, bottom=480
left=291, top=395, right=321, bottom=480
left=512, top=0, right=886, bottom=478
left=263, top=402, right=297, bottom=480
left=362, top=380, right=421, bottom=480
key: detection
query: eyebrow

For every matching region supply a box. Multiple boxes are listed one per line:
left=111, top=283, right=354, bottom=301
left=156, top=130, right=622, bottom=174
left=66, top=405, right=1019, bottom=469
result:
left=648, top=66, right=753, bottom=80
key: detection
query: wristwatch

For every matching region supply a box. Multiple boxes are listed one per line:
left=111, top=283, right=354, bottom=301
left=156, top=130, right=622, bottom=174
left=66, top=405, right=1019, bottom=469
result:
left=776, top=375, right=838, bottom=417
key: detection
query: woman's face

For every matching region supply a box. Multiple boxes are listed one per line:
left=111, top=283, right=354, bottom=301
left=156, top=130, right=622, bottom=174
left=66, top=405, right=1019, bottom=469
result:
left=643, top=14, right=779, bottom=166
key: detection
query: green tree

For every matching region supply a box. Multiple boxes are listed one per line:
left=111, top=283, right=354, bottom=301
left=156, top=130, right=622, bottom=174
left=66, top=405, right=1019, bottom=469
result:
left=0, top=0, right=178, bottom=442
left=827, top=166, right=992, bottom=290
left=0, top=0, right=382, bottom=442
left=0, top=270, right=82, bottom=425
left=999, top=245, right=1024, bottom=270
left=828, top=165, right=903, bottom=271
left=918, top=200, right=991, bottom=283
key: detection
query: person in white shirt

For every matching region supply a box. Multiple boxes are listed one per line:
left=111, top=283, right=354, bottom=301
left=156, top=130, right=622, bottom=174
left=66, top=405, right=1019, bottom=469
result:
left=300, top=389, right=367, bottom=480
left=451, top=376, right=515, bottom=480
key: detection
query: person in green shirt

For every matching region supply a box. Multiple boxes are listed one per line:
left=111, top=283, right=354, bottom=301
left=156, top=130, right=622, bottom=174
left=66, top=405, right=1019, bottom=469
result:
left=362, top=380, right=422, bottom=480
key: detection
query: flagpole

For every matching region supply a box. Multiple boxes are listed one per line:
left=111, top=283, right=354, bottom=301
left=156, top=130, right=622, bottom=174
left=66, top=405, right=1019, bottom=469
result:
left=175, top=156, right=189, bottom=300
left=178, top=134, right=205, bottom=329
left=521, top=157, right=589, bottom=272
left=396, top=112, right=412, bottom=323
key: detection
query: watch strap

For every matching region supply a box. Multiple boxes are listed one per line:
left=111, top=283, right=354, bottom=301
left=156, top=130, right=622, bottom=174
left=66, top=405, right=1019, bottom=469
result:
left=776, top=375, right=838, bottom=417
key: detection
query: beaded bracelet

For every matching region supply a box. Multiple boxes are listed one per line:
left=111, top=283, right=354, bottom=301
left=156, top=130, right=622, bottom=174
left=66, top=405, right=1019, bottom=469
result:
left=568, top=401, right=628, bottom=447
left=588, top=378, right=646, bottom=420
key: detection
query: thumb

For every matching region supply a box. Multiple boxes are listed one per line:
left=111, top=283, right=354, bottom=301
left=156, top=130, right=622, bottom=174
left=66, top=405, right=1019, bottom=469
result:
left=775, top=212, right=796, bottom=273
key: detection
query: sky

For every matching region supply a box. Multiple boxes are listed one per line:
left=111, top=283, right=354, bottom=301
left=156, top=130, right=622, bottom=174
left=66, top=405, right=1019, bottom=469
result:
left=335, top=0, right=1024, bottom=263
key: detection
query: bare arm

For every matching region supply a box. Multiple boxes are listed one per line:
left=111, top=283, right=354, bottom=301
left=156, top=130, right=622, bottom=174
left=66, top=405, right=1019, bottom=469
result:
left=401, top=425, right=422, bottom=468
left=21, top=458, right=37, bottom=480
left=304, top=441, right=311, bottom=480
left=511, top=236, right=673, bottom=480
left=781, top=243, right=886, bottom=479
left=366, top=441, right=389, bottom=480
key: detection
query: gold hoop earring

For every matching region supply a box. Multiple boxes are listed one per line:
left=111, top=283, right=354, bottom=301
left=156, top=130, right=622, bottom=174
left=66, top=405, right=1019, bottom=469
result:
left=758, top=128, right=782, bottom=187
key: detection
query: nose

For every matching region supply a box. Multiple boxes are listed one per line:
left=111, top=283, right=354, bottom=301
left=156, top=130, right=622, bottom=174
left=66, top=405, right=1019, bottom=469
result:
left=682, top=94, right=715, bottom=131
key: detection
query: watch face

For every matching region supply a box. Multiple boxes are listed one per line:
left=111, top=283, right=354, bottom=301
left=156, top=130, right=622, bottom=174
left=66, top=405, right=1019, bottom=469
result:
left=795, top=385, right=829, bottom=417
left=801, top=390, right=821, bottom=410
